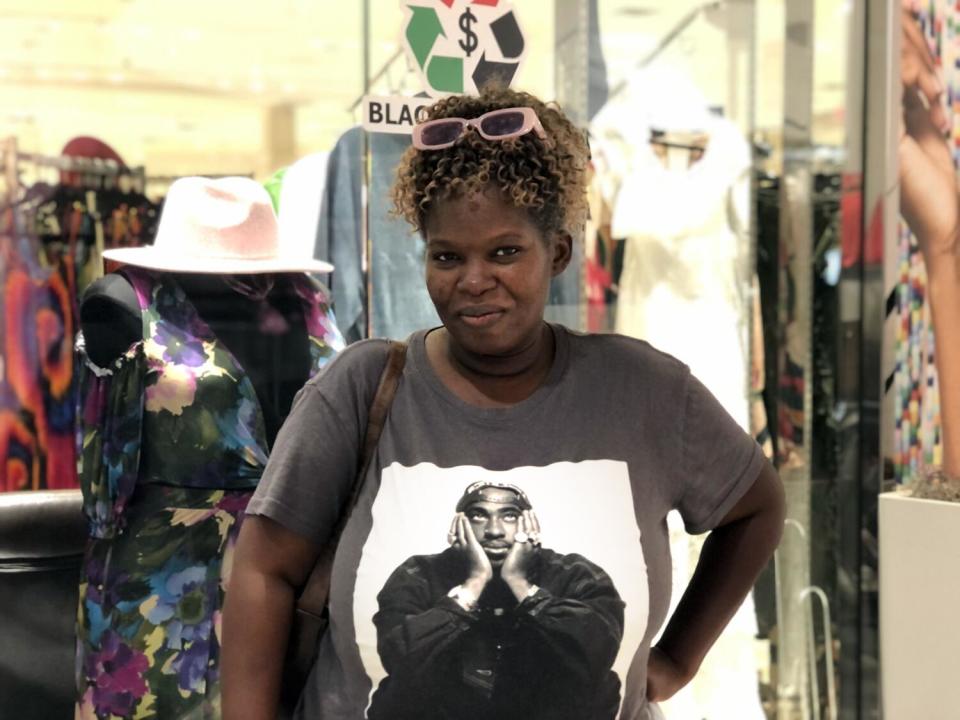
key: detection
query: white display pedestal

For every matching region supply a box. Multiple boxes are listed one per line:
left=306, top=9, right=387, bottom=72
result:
left=879, top=492, right=960, bottom=720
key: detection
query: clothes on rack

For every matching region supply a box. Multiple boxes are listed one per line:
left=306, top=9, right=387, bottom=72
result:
left=0, top=141, right=160, bottom=492
left=268, top=152, right=331, bottom=262
left=764, top=171, right=842, bottom=476
left=755, top=173, right=781, bottom=460
left=584, top=161, right=619, bottom=333
left=314, top=126, right=438, bottom=343
left=32, top=182, right=160, bottom=298
left=0, top=215, right=78, bottom=491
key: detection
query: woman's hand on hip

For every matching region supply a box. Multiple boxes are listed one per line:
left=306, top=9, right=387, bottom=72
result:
left=645, top=646, right=692, bottom=703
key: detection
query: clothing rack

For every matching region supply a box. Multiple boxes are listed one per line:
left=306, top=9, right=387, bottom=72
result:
left=2, top=135, right=162, bottom=299
left=2, top=136, right=147, bottom=201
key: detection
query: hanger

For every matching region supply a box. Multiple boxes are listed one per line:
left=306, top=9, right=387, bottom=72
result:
left=649, top=131, right=709, bottom=153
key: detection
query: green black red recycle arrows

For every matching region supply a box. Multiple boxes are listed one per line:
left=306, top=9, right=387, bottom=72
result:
left=405, top=0, right=523, bottom=95
left=439, top=0, right=500, bottom=6
left=407, top=6, right=444, bottom=69
left=490, top=9, right=522, bottom=58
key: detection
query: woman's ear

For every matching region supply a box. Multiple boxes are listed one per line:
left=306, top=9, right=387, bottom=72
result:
left=551, top=231, right=573, bottom=276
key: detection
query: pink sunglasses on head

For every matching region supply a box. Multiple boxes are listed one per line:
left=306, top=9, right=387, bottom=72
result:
left=412, top=106, right=548, bottom=150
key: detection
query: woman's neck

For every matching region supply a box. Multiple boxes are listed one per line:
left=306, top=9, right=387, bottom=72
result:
left=427, top=324, right=555, bottom=407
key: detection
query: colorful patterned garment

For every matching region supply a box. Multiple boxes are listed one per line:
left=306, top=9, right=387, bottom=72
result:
left=0, top=225, right=78, bottom=492
left=74, top=267, right=343, bottom=719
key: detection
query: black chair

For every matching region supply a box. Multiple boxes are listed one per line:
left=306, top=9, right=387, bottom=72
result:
left=0, top=490, right=87, bottom=719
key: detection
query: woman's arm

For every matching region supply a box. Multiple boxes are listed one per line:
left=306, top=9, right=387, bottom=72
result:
left=221, top=515, right=321, bottom=720
left=647, top=461, right=785, bottom=701
left=899, top=3, right=960, bottom=476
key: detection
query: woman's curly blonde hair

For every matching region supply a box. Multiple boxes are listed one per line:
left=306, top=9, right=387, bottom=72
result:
left=392, top=86, right=590, bottom=238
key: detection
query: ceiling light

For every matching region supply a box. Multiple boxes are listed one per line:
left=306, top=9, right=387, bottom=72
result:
left=108, top=72, right=126, bottom=84
left=249, top=78, right=265, bottom=93
left=217, top=78, right=234, bottom=91
left=36, top=68, right=52, bottom=80
left=283, top=82, right=298, bottom=94
left=73, top=70, right=91, bottom=82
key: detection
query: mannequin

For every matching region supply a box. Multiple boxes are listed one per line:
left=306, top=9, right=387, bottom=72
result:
left=73, top=177, right=343, bottom=720
left=80, top=271, right=311, bottom=446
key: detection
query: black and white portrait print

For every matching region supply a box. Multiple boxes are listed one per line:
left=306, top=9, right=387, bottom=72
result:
left=353, top=461, right=650, bottom=720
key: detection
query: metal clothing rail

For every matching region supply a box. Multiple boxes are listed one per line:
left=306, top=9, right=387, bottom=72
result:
left=2, top=136, right=147, bottom=202
left=145, top=172, right=253, bottom=185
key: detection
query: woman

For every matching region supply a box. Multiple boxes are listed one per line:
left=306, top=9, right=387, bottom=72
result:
left=899, top=3, right=960, bottom=479
left=222, top=87, right=785, bottom=720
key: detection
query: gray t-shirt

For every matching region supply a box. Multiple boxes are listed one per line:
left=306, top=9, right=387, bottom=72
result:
left=248, top=325, right=764, bottom=720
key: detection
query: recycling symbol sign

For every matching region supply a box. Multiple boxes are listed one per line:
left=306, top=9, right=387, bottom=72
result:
left=402, top=0, right=527, bottom=97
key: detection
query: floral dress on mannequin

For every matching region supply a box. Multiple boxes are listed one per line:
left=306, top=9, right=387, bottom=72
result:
left=74, top=266, right=343, bottom=719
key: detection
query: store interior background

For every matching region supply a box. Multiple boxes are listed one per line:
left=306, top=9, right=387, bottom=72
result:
left=0, top=1, right=891, bottom=719
left=0, top=0, right=849, bottom=186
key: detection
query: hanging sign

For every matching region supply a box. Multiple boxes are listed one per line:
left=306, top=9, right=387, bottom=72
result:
left=362, top=95, right=434, bottom=135
left=363, top=0, right=526, bottom=135
left=401, top=0, right=527, bottom=97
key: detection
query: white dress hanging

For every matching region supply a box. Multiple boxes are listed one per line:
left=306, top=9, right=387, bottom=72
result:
left=612, top=116, right=751, bottom=430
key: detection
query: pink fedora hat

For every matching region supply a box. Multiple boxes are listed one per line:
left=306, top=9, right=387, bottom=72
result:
left=103, top=176, right=334, bottom=274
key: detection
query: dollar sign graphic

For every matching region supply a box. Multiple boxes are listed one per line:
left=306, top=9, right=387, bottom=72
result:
left=459, top=8, right=479, bottom=57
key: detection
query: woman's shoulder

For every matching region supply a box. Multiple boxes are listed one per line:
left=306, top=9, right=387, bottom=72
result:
left=306, top=337, right=393, bottom=383
left=301, top=337, right=414, bottom=407
left=558, top=326, right=691, bottom=383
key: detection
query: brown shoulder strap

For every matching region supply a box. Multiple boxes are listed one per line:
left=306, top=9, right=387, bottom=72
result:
left=296, top=341, right=407, bottom=615
left=356, top=341, right=407, bottom=480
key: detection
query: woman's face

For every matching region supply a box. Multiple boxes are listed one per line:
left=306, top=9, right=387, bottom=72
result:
left=423, top=189, right=570, bottom=358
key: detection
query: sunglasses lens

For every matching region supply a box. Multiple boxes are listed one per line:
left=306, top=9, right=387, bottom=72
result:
left=420, top=121, right=463, bottom=147
left=479, top=111, right=526, bottom=137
